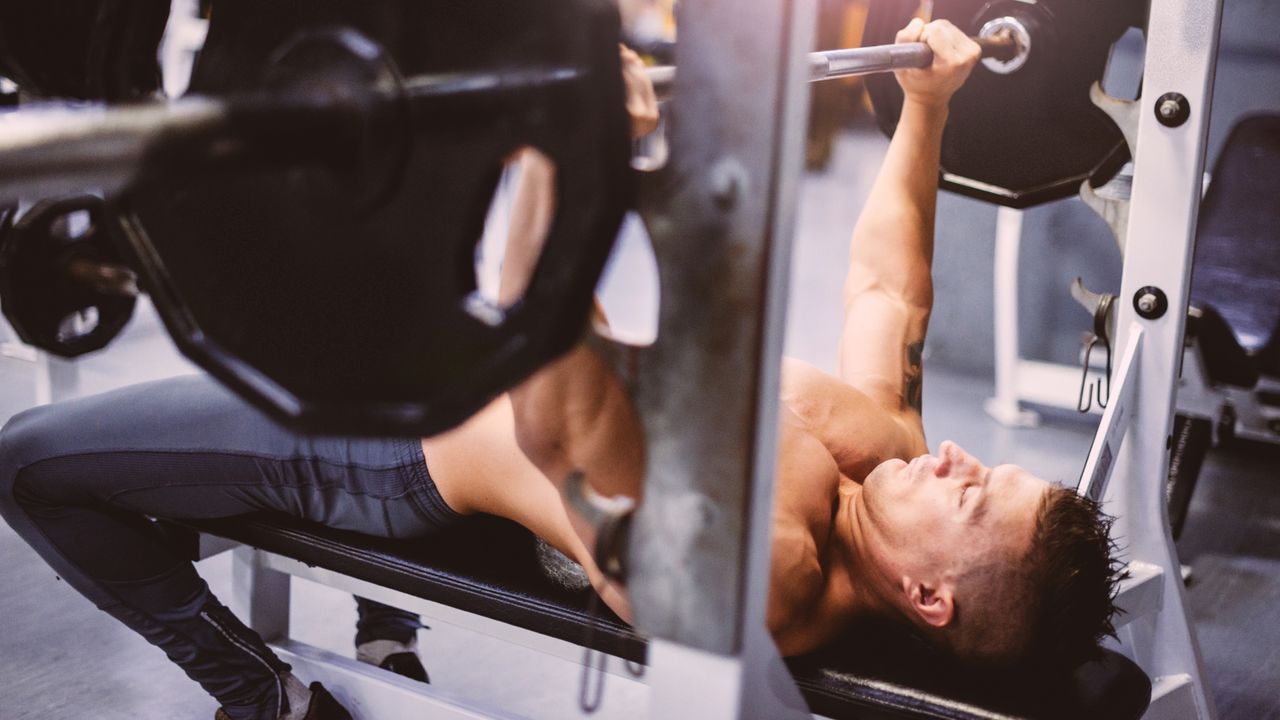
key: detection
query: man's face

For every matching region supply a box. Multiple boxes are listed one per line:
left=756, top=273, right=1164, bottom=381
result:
left=857, top=441, right=1049, bottom=584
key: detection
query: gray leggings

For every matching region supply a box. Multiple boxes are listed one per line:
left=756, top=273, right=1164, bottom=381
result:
left=0, top=375, right=461, bottom=719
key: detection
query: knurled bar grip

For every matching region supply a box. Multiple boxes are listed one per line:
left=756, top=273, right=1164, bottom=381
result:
left=647, top=33, right=1018, bottom=99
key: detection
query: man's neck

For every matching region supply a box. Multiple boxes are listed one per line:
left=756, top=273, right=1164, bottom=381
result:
left=827, top=481, right=902, bottom=623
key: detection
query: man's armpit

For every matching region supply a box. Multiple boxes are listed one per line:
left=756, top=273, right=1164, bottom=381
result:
left=904, top=341, right=924, bottom=414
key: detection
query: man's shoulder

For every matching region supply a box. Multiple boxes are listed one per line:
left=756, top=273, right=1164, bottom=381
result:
left=782, top=357, right=899, bottom=420
left=780, top=357, right=926, bottom=476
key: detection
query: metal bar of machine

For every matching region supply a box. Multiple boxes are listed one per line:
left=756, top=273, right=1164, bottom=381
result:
left=618, top=0, right=817, bottom=716
left=1099, top=0, right=1224, bottom=715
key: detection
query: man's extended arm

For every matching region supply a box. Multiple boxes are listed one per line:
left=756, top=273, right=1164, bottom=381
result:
left=502, top=46, right=657, bottom=508
left=837, top=19, right=979, bottom=417
left=500, top=153, right=644, bottom=510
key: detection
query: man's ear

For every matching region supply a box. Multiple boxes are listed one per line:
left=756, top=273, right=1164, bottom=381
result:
left=903, top=576, right=955, bottom=628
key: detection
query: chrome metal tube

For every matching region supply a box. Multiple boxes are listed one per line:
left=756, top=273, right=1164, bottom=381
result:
left=646, top=31, right=1019, bottom=100
left=0, top=99, right=225, bottom=206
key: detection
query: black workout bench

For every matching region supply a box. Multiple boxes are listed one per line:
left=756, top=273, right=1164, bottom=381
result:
left=166, top=514, right=1151, bottom=720
left=1189, top=114, right=1280, bottom=383
left=1169, top=115, right=1280, bottom=534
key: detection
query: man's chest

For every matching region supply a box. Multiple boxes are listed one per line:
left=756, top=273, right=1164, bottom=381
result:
left=779, top=363, right=926, bottom=479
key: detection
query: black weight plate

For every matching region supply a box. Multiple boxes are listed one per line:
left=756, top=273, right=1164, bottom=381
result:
left=0, top=195, right=137, bottom=357
left=120, top=0, right=632, bottom=436
left=865, top=0, right=1143, bottom=208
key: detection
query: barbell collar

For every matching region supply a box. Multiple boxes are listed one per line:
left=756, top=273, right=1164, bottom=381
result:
left=65, top=258, right=141, bottom=298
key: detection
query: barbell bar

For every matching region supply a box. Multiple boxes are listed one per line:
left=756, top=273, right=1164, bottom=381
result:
left=646, top=23, right=1023, bottom=100
left=0, top=18, right=1026, bottom=208
left=0, top=60, right=585, bottom=209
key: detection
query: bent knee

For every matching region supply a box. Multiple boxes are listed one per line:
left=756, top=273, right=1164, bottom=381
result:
left=0, top=404, right=71, bottom=515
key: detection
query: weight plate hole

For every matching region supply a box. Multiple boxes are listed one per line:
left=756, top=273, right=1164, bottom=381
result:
left=469, top=147, right=558, bottom=325
left=51, top=209, right=94, bottom=241
left=56, top=306, right=100, bottom=343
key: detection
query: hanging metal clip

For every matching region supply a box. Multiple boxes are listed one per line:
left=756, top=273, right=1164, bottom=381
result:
left=564, top=470, right=635, bottom=582
left=1071, top=277, right=1116, bottom=413
left=563, top=469, right=643, bottom=714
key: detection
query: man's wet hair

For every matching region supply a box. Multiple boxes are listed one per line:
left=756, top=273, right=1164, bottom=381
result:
left=1022, top=485, right=1125, bottom=670
left=942, top=484, right=1124, bottom=672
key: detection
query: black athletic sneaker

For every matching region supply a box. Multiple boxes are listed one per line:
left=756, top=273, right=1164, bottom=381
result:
left=213, top=682, right=352, bottom=720
left=379, top=651, right=430, bottom=683
left=299, top=683, right=352, bottom=720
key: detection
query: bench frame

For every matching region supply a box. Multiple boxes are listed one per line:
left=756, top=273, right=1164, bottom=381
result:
left=1080, top=0, right=1224, bottom=717
left=200, top=539, right=651, bottom=719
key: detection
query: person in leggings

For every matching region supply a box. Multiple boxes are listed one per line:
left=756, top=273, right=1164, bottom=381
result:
left=0, top=376, right=458, bottom=720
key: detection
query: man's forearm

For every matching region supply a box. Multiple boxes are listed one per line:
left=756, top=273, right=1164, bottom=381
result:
left=845, top=100, right=948, bottom=308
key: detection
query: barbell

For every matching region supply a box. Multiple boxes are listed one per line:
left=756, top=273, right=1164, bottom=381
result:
left=0, top=3, right=1134, bottom=214
left=0, top=15, right=1022, bottom=377
left=0, top=0, right=1144, bottom=434
left=0, top=29, right=1024, bottom=209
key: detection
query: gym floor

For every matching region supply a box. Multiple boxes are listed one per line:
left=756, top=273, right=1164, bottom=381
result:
left=1, top=122, right=1278, bottom=720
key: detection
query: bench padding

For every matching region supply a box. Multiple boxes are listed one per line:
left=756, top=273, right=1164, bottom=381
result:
left=171, top=514, right=1149, bottom=720
left=1191, top=114, right=1280, bottom=376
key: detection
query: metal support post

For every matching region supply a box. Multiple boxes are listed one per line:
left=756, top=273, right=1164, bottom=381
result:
left=620, top=0, right=816, bottom=717
left=230, top=546, right=292, bottom=643
left=1104, top=0, right=1223, bottom=716
left=33, top=351, right=81, bottom=405
left=984, top=206, right=1040, bottom=426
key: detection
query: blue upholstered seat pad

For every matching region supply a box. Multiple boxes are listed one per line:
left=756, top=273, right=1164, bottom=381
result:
left=1191, top=115, right=1280, bottom=367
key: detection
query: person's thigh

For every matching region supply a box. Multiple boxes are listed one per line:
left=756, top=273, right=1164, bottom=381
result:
left=0, top=374, right=457, bottom=603
left=1, top=374, right=444, bottom=538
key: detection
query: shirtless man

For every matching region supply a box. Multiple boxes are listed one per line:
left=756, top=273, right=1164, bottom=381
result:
left=0, top=20, right=1118, bottom=720
left=437, top=20, right=1120, bottom=665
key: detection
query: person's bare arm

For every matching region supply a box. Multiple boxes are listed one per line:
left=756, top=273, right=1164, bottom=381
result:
left=837, top=19, right=979, bottom=421
left=503, top=47, right=657, bottom=543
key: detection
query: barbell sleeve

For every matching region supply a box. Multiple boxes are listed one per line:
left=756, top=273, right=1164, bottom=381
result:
left=0, top=96, right=362, bottom=208
left=0, top=100, right=225, bottom=207
left=647, top=32, right=1019, bottom=100
left=0, top=65, right=581, bottom=208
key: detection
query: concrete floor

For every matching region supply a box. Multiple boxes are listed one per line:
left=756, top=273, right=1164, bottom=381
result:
left=1, top=125, right=1277, bottom=719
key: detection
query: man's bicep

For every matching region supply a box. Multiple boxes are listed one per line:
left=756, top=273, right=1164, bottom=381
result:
left=837, top=289, right=928, bottom=415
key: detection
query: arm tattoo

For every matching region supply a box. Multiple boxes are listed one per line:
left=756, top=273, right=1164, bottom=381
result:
left=905, top=341, right=924, bottom=413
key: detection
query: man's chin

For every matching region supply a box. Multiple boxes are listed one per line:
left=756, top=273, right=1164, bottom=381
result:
left=862, top=457, right=907, bottom=497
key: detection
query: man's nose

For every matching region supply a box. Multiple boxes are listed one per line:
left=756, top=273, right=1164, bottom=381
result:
left=935, top=441, right=968, bottom=477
